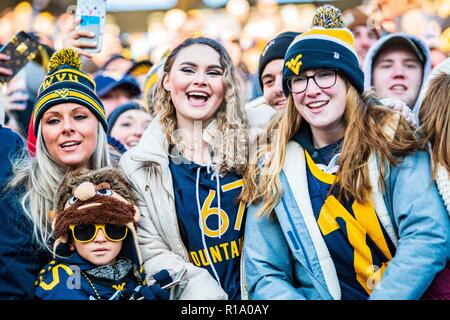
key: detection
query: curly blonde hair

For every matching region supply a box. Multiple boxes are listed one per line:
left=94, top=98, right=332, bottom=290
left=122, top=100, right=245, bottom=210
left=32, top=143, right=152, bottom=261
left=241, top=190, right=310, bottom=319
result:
left=152, top=37, right=250, bottom=174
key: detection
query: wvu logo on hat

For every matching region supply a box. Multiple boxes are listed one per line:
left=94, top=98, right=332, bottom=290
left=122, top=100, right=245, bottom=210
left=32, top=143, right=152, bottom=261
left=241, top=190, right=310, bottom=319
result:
left=285, top=53, right=303, bottom=75
left=55, top=88, right=70, bottom=99
left=41, top=71, right=81, bottom=91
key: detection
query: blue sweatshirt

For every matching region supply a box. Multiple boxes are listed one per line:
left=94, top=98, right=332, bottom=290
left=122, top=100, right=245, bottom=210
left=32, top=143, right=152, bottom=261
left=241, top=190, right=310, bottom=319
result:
left=169, top=157, right=245, bottom=300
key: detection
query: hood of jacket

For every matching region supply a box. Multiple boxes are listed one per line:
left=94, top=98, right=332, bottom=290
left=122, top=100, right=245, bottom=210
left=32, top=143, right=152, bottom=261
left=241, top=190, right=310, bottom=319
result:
left=363, top=32, right=431, bottom=116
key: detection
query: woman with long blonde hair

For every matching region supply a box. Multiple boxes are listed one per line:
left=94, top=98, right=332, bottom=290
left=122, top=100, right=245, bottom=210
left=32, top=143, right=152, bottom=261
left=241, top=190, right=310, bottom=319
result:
left=241, top=5, right=450, bottom=300
left=8, top=48, right=110, bottom=253
left=120, top=37, right=251, bottom=300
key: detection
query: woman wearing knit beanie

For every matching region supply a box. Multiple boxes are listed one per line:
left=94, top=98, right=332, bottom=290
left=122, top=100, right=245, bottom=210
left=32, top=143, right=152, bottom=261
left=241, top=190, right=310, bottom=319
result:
left=8, top=48, right=110, bottom=253
left=241, top=5, right=450, bottom=300
left=106, top=100, right=152, bottom=166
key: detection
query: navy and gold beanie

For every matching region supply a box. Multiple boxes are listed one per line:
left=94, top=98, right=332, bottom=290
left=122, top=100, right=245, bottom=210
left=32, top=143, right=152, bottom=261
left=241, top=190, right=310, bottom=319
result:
left=282, top=5, right=364, bottom=97
left=258, top=31, right=300, bottom=90
left=33, top=48, right=107, bottom=133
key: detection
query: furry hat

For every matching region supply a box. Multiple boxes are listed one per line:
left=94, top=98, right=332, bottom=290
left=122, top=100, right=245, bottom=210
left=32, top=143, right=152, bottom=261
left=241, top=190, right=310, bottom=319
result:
left=52, top=168, right=141, bottom=264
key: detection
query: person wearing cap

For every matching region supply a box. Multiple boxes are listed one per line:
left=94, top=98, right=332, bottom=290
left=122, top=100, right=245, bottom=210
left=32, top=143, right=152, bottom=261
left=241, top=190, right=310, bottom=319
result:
left=364, top=32, right=432, bottom=116
left=342, top=7, right=380, bottom=67
left=107, top=100, right=152, bottom=166
left=241, top=5, right=450, bottom=300
left=7, top=48, right=111, bottom=255
left=244, top=32, right=299, bottom=131
left=101, top=54, right=134, bottom=75
left=258, top=31, right=300, bottom=110
left=94, top=71, right=142, bottom=116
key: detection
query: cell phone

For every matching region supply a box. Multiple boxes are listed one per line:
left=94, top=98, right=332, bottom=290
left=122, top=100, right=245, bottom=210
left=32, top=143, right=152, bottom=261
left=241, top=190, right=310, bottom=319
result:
left=161, top=268, right=187, bottom=290
left=75, top=0, right=106, bottom=54
left=0, top=31, right=39, bottom=83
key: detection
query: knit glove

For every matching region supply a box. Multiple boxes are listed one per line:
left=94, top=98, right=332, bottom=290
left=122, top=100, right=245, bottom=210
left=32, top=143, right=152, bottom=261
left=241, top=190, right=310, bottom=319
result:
left=140, top=270, right=173, bottom=300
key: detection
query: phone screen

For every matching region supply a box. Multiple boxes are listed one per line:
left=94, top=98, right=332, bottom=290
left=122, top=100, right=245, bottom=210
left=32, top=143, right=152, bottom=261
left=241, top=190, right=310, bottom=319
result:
left=75, top=0, right=106, bottom=53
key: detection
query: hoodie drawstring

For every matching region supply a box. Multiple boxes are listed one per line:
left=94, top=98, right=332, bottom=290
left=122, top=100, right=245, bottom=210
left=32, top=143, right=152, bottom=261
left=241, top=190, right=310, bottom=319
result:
left=196, top=165, right=222, bottom=287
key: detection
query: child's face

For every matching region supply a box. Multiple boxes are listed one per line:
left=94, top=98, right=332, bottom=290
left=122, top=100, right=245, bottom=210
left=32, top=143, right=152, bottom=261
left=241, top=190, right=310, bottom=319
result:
left=72, top=228, right=123, bottom=266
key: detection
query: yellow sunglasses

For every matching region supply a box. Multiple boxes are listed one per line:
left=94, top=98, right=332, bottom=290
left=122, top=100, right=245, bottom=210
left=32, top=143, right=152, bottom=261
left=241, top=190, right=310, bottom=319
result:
left=69, top=224, right=128, bottom=243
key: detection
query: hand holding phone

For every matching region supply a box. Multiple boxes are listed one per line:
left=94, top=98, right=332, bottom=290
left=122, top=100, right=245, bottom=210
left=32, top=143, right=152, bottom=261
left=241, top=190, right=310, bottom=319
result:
left=0, top=31, right=39, bottom=84
left=74, top=0, right=106, bottom=54
left=63, top=17, right=97, bottom=58
left=0, top=54, right=13, bottom=79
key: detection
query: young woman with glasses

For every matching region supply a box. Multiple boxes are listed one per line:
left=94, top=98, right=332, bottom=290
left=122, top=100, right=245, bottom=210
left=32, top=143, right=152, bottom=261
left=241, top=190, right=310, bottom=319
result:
left=241, top=5, right=450, bottom=300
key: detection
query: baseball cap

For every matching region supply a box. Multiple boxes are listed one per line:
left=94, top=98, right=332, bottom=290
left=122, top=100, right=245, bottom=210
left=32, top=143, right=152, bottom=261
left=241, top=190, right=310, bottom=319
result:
left=94, top=71, right=142, bottom=98
left=376, top=35, right=426, bottom=65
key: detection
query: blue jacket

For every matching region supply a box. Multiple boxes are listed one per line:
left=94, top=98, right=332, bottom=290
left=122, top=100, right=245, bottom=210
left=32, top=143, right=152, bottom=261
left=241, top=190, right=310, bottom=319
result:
left=0, top=125, right=49, bottom=299
left=35, top=245, right=144, bottom=300
left=244, top=141, right=450, bottom=300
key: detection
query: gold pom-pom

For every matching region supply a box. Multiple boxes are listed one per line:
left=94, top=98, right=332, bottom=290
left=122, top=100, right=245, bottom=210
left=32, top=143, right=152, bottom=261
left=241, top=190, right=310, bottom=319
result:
left=48, top=48, right=81, bottom=72
left=311, top=4, right=345, bottom=29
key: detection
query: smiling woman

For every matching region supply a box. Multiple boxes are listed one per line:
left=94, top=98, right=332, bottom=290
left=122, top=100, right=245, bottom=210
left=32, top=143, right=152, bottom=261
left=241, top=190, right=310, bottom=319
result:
left=241, top=5, right=450, bottom=301
left=41, top=103, right=100, bottom=170
left=8, top=48, right=110, bottom=253
left=120, top=37, right=251, bottom=300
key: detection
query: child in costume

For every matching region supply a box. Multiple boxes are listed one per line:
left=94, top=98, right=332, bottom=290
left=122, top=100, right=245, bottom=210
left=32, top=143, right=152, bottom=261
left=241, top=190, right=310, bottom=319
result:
left=35, top=168, right=177, bottom=300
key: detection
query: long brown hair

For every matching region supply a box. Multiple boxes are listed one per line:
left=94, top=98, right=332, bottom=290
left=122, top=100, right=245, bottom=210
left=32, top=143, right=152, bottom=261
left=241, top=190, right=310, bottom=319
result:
left=152, top=37, right=249, bottom=174
left=241, top=80, right=422, bottom=217
left=418, top=73, right=450, bottom=176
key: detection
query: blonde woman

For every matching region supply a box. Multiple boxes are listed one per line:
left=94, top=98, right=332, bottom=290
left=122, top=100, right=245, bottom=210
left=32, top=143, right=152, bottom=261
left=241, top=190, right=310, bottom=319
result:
left=120, top=37, right=251, bottom=300
left=241, top=5, right=450, bottom=300
left=8, top=48, right=110, bottom=254
left=417, top=58, right=450, bottom=300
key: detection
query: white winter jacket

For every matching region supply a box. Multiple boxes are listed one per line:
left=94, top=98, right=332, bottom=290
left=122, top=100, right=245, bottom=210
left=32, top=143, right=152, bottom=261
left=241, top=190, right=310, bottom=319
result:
left=119, top=115, right=228, bottom=300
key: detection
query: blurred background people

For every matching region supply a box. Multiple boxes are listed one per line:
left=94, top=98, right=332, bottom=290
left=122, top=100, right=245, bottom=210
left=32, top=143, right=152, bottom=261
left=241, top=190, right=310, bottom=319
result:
left=343, top=7, right=380, bottom=68
left=94, top=71, right=142, bottom=116
left=107, top=100, right=152, bottom=166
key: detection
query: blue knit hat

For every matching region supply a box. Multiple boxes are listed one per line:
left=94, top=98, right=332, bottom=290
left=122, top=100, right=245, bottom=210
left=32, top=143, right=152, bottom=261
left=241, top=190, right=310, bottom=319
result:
left=107, top=101, right=145, bottom=135
left=282, top=5, right=364, bottom=96
left=258, top=31, right=300, bottom=90
left=33, top=48, right=107, bottom=133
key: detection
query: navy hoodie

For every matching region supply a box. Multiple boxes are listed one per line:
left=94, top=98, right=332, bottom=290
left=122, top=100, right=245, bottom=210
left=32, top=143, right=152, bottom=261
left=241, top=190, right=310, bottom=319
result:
left=169, top=157, right=245, bottom=300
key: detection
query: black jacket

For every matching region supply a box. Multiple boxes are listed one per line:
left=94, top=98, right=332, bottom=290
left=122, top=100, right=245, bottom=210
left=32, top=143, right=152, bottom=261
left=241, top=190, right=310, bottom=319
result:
left=0, top=125, right=49, bottom=299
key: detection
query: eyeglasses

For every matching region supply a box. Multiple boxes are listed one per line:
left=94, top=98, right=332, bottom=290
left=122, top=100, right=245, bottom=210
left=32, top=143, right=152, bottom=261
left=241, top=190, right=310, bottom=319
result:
left=69, top=224, right=128, bottom=243
left=288, top=69, right=338, bottom=93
